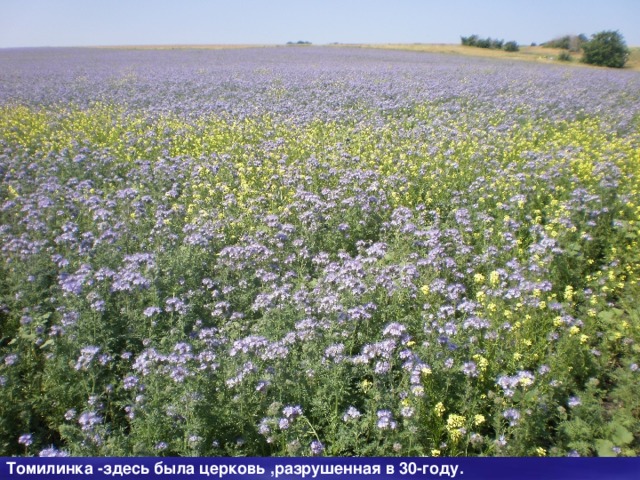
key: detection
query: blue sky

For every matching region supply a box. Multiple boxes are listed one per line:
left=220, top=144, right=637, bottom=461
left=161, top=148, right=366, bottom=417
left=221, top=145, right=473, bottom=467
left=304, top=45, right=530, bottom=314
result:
left=1, top=0, right=639, bottom=48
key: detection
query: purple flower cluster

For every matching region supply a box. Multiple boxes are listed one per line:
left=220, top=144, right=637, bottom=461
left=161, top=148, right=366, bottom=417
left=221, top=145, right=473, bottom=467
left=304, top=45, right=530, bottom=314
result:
left=1, top=45, right=638, bottom=457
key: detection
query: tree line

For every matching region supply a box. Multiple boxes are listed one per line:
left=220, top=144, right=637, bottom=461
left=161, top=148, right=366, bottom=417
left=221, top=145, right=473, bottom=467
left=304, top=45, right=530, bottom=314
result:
left=461, top=30, right=630, bottom=68
left=460, top=35, right=519, bottom=52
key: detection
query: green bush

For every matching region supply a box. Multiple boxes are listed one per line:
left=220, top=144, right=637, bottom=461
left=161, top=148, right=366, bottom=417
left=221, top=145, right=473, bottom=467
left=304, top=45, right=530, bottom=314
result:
left=461, top=36, right=519, bottom=52
left=461, top=35, right=479, bottom=47
left=543, top=35, right=587, bottom=52
left=582, top=31, right=630, bottom=68
left=503, top=41, right=519, bottom=52
left=557, top=51, right=572, bottom=62
left=476, top=37, right=492, bottom=49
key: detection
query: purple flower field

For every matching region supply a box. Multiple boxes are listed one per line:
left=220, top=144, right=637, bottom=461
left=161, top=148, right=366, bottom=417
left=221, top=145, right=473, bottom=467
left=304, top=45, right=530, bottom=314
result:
left=1, top=46, right=640, bottom=456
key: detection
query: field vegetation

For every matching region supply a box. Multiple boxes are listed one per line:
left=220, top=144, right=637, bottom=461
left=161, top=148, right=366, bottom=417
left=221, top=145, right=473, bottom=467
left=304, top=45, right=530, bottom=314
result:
left=354, top=43, right=640, bottom=70
left=1, top=46, right=640, bottom=457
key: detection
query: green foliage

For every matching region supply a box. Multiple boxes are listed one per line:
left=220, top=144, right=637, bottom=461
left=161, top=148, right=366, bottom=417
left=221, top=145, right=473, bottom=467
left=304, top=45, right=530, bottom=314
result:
left=503, top=41, right=519, bottom=52
left=1, top=95, right=640, bottom=456
left=460, top=35, right=479, bottom=47
left=557, top=51, right=573, bottom=62
left=461, top=35, right=518, bottom=52
left=543, top=35, right=588, bottom=52
left=582, top=31, right=630, bottom=68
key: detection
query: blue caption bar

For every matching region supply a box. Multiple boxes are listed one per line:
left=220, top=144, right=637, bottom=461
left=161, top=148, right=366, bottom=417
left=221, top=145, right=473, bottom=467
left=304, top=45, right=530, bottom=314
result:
left=1, top=457, right=639, bottom=480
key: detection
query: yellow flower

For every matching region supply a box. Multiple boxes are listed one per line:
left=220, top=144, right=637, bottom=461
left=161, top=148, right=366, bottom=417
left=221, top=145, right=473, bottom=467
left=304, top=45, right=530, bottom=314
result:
left=535, top=447, right=547, bottom=457
left=569, top=326, right=580, bottom=335
left=446, top=414, right=465, bottom=430
left=564, top=285, right=574, bottom=302
left=474, top=273, right=485, bottom=284
left=472, top=354, right=488, bottom=372
left=518, top=375, right=533, bottom=387
left=580, top=334, right=589, bottom=344
left=420, top=285, right=430, bottom=296
left=434, top=402, right=445, bottom=417
left=489, top=271, right=500, bottom=286
left=474, top=414, right=485, bottom=426
left=431, top=449, right=441, bottom=457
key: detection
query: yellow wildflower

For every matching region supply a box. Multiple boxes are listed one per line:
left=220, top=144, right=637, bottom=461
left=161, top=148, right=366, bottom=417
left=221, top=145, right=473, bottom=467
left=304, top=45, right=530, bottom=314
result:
left=474, top=414, right=485, bottom=426
left=564, top=285, right=574, bottom=302
left=473, top=354, right=488, bottom=372
left=446, top=414, right=465, bottom=430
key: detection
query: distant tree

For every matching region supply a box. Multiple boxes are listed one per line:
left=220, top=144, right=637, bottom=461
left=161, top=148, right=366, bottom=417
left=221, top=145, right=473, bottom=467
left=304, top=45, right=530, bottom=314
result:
left=569, top=34, right=589, bottom=52
left=581, top=31, right=629, bottom=68
left=461, top=35, right=519, bottom=52
left=543, top=35, right=569, bottom=49
left=476, top=37, right=492, bottom=49
left=503, top=41, right=519, bottom=52
left=543, top=34, right=588, bottom=51
left=461, top=35, right=479, bottom=47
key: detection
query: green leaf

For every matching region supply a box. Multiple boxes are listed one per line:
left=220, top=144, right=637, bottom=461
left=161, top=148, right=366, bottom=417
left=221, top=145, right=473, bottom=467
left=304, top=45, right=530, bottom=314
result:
left=611, top=424, right=633, bottom=446
left=595, top=439, right=616, bottom=457
left=598, top=310, right=614, bottom=322
left=39, top=338, right=55, bottom=349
